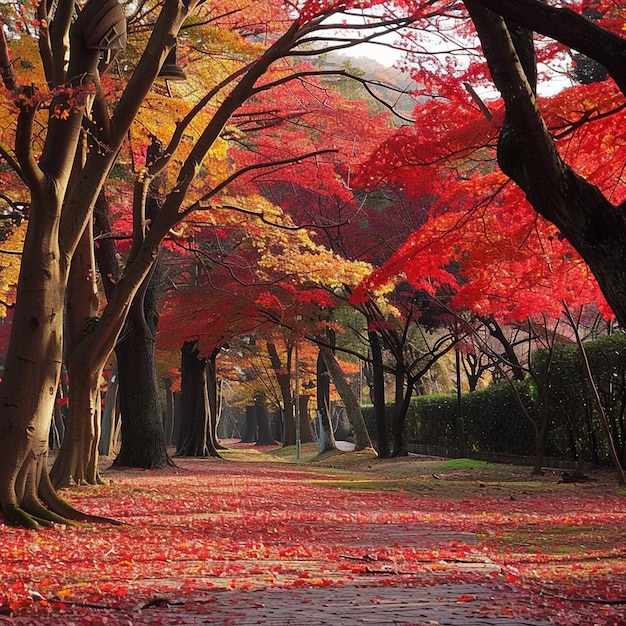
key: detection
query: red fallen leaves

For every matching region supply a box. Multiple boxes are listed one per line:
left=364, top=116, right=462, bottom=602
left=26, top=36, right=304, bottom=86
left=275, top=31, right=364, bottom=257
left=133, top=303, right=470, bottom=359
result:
left=1, top=459, right=626, bottom=624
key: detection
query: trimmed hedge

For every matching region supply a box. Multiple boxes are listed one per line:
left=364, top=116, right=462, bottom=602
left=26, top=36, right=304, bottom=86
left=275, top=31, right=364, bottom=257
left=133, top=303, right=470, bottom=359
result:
left=413, top=381, right=536, bottom=457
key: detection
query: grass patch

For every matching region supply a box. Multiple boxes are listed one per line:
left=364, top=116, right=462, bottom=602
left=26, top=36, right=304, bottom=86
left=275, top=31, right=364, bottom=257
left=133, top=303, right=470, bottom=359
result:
left=440, top=458, right=489, bottom=471
left=490, top=525, right=605, bottom=553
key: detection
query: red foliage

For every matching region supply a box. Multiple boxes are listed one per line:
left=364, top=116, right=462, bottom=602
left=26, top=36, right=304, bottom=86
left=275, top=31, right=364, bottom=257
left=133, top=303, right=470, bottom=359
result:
left=351, top=72, right=621, bottom=322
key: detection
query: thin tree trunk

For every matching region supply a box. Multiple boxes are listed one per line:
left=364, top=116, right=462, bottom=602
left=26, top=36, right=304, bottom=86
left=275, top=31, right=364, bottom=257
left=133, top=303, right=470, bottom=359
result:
left=99, top=366, right=120, bottom=456
left=267, top=342, right=295, bottom=447
left=369, top=330, right=390, bottom=458
left=299, top=394, right=314, bottom=444
left=320, top=346, right=373, bottom=452
left=391, top=362, right=411, bottom=457
left=316, top=349, right=337, bottom=452
left=206, top=350, right=226, bottom=451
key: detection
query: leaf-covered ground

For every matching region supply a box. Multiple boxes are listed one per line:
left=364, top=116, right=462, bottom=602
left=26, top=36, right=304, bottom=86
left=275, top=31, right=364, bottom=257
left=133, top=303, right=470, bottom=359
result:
left=2, top=444, right=626, bottom=624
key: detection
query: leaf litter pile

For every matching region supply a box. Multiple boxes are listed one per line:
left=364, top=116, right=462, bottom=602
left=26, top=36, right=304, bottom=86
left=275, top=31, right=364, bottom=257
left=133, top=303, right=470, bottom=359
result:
left=2, top=447, right=626, bottom=625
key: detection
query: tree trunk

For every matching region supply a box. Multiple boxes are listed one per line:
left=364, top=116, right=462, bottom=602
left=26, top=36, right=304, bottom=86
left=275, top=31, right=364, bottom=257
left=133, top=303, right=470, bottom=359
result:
left=163, top=378, right=175, bottom=447
left=242, top=405, right=258, bottom=443
left=266, top=342, right=295, bottom=447
left=99, top=367, right=120, bottom=456
left=391, top=363, right=413, bottom=457
left=255, top=395, right=277, bottom=446
left=0, top=192, right=107, bottom=527
left=320, top=346, right=373, bottom=452
left=205, top=350, right=226, bottom=451
left=177, top=341, right=221, bottom=457
left=50, top=214, right=102, bottom=488
left=299, top=394, right=314, bottom=444
left=532, top=397, right=550, bottom=476
left=369, top=330, right=390, bottom=458
left=316, top=349, right=337, bottom=452
left=50, top=363, right=102, bottom=488
left=177, top=341, right=210, bottom=457
left=114, top=325, right=171, bottom=467
left=113, top=264, right=172, bottom=468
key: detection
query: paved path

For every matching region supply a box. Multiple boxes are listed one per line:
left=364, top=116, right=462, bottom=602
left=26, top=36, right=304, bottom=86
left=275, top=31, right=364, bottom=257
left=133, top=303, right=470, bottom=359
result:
left=137, top=581, right=551, bottom=625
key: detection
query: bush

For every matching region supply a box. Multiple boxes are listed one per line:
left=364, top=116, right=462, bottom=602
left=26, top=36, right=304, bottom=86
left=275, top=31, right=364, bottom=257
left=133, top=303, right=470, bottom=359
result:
left=405, top=331, right=626, bottom=466
left=414, top=382, right=536, bottom=456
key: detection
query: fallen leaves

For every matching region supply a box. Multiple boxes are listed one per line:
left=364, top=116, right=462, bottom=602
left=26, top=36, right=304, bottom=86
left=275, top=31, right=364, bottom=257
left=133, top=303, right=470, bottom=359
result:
left=0, top=457, right=625, bottom=624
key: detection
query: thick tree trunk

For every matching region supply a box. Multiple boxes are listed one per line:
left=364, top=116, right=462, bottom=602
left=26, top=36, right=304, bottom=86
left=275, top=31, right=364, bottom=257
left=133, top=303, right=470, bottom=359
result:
left=50, top=215, right=103, bottom=488
left=320, top=346, right=373, bottom=452
left=242, top=405, right=258, bottom=443
left=177, top=341, right=209, bottom=456
left=0, top=194, right=103, bottom=527
left=114, top=326, right=172, bottom=468
left=113, top=288, right=172, bottom=468
left=255, top=395, right=277, bottom=446
left=177, top=341, right=221, bottom=457
left=113, top=244, right=172, bottom=468
left=49, top=364, right=102, bottom=488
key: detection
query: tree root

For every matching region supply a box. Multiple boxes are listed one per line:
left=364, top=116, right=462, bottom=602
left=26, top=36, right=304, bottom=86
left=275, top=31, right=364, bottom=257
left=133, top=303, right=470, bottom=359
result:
left=39, top=471, right=123, bottom=525
left=3, top=503, right=41, bottom=530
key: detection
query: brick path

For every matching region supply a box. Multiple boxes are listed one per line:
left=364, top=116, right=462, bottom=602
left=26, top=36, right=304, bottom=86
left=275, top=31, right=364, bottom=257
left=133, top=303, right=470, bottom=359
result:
left=137, top=581, right=552, bottom=625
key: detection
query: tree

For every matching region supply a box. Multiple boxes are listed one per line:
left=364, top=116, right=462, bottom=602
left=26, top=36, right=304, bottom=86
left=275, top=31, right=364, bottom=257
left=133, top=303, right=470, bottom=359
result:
left=0, top=0, right=423, bottom=528
left=359, top=1, right=626, bottom=324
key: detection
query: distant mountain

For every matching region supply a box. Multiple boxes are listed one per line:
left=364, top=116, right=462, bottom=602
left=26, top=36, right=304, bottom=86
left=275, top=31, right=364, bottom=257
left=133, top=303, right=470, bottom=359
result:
left=311, top=52, right=418, bottom=121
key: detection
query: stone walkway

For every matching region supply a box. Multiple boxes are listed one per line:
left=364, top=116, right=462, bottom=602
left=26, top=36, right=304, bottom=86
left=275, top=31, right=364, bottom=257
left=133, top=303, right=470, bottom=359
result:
left=136, top=581, right=552, bottom=625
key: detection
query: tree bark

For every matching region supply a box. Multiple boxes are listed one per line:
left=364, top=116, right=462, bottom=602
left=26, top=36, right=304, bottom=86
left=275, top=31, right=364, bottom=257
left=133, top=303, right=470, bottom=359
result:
left=242, top=405, right=258, bottom=443
left=0, top=18, right=106, bottom=526
left=267, top=341, right=295, bottom=447
left=50, top=212, right=103, bottom=488
left=206, top=350, right=227, bottom=451
left=320, top=346, right=373, bottom=452
left=391, top=361, right=410, bottom=457
left=255, top=395, right=277, bottom=446
left=99, top=367, right=120, bottom=456
left=369, top=330, right=390, bottom=458
left=177, top=341, right=210, bottom=457
left=113, top=257, right=172, bottom=468
left=298, top=394, right=314, bottom=444
left=114, top=327, right=172, bottom=467
left=316, top=349, right=337, bottom=452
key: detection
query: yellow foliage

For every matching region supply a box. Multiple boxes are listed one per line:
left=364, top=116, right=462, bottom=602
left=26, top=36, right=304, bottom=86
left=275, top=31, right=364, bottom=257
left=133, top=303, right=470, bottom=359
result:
left=0, top=222, right=26, bottom=316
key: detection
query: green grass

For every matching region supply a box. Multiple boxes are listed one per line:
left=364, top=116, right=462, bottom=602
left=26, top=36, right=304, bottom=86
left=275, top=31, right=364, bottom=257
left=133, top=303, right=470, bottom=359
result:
left=439, top=458, right=489, bottom=471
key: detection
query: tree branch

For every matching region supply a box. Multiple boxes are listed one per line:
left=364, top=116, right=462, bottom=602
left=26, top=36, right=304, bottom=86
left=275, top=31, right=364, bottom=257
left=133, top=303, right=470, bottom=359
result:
left=473, top=0, right=626, bottom=95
